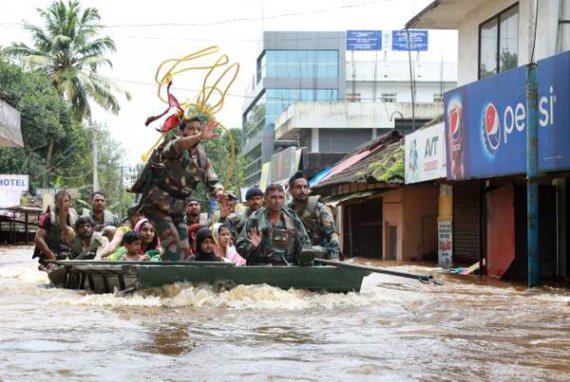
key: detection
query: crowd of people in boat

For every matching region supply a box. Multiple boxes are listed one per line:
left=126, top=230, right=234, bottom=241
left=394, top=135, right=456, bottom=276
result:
left=33, top=172, right=340, bottom=270
left=33, top=116, right=341, bottom=270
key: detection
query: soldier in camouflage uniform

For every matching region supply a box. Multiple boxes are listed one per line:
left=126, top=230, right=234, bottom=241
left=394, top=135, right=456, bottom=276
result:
left=236, top=183, right=310, bottom=265
left=287, top=171, right=341, bottom=260
left=134, top=116, right=223, bottom=261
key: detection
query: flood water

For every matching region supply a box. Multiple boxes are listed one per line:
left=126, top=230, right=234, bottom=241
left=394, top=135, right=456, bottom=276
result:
left=1, top=246, right=569, bottom=381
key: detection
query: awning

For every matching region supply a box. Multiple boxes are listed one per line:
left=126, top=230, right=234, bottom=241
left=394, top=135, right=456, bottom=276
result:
left=0, top=100, right=23, bottom=148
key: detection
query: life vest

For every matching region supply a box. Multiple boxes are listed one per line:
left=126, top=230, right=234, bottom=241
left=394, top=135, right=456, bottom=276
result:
left=41, top=208, right=78, bottom=258
left=296, top=196, right=322, bottom=245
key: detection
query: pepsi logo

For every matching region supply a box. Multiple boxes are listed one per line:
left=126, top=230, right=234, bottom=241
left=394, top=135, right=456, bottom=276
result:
left=483, top=103, right=501, bottom=153
left=449, top=106, right=461, bottom=142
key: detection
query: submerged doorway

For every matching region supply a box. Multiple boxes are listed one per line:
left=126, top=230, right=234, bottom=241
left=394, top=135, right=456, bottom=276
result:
left=343, top=199, right=382, bottom=258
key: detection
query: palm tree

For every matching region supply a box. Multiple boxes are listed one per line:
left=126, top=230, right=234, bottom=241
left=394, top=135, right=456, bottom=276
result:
left=4, top=0, right=130, bottom=123
left=5, top=0, right=130, bottom=187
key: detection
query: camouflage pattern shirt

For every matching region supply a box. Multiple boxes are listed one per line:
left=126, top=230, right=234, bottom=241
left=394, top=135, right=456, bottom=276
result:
left=157, top=139, right=221, bottom=198
left=236, top=207, right=310, bottom=265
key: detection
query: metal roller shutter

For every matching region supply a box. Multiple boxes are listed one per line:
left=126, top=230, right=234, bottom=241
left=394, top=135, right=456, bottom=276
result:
left=453, top=182, right=481, bottom=265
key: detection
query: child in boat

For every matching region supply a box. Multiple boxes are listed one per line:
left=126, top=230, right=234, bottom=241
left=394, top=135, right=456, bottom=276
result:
left=193, top=227, right=221, bottom=262
left=212, top=223, right=246, bottom=266
left=120, top=231, right=150, bottom=262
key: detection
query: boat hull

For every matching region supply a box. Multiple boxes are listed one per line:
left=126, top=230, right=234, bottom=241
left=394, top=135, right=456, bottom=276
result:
left=48, top=261, right=371, bottom=293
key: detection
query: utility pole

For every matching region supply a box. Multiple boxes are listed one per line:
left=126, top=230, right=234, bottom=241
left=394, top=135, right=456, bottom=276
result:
left=526, top=63, right=539, bottom=288
left=119, top=165, right=124, bottom=218
left=92, top=123, right=99, bottom=192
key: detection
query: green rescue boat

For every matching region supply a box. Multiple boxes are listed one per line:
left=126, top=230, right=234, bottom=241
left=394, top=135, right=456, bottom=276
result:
left=45, top=260, right=373, bottom=293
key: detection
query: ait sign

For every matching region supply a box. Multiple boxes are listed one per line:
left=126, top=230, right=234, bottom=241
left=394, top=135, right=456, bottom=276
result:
left=444, top=51, right=570, bottom=180
left=405, top=122, right=446, bottom=184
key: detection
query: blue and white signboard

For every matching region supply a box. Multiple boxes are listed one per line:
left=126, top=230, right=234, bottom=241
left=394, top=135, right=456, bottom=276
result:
left=444, top=51, right=570, bottom=180
left=392, top=30, right=428, bottom=51
left=346, top=30, right=382, bottom=51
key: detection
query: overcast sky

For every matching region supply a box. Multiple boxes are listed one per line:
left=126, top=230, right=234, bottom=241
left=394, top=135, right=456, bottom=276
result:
left=0, top=0, right=457, bottom=165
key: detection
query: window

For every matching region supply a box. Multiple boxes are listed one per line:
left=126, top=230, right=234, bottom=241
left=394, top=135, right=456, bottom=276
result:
left=265, top=88, right=338, bottom=129
left=381, top=93, right=397, bottom=103
left=264, top=50, right=339, bottom=79
left=479, top=4, right=519, bottom=79
left=433, top=93, right=443, bottom=103
left=346, top=93, right=361, bottom=102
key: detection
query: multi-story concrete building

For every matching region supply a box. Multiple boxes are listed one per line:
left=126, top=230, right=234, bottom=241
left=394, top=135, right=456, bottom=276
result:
left=242, top=31, right=346, bottom=185
left=242, top=31, right=457, bottom=185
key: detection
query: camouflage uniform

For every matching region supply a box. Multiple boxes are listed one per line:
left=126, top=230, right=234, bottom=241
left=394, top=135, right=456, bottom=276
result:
left=137, top=137, right=221, bottom=261
left=235, top=207, right=310, bottom=265
left=32, top=208, right=79, bottom=263
left=288, top=195, right=341, bottom=259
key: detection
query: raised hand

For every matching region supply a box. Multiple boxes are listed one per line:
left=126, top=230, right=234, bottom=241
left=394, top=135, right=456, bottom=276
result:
left=200, top=118, right=220, bottom=141
left=247, top=227, right=263, bottom=249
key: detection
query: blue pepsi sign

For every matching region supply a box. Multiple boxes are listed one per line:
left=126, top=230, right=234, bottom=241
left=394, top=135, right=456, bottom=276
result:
left=392, top=30, right=428, bottom=51
left=444, top=51, right=570, bottom=180
left=346, top=30, right=382, bottom=51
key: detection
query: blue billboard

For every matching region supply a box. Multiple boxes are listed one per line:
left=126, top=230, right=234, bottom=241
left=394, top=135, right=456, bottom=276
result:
left=346, top=30, right=382, bottom=51
left=444, top=51, right=570, bottom=180
left=392, top=30, right=428, bottom=51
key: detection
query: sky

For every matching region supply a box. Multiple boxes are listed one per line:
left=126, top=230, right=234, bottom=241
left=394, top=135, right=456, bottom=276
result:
left=0, top=0, right=457, bottom=166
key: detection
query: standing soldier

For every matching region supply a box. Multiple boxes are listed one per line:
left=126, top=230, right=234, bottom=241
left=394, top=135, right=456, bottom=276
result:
left=236, top=183, right=310, bottom=265
left=131, top=116, right=223, bottom=261
left=287, top=171, right=341, bottom=260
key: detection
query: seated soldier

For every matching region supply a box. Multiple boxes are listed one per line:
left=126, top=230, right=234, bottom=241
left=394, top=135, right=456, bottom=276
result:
left=67, top=216, right=109, bottom=260
left=82, top=191, right=120, bottom=240
left=33, top=190, right=78, bottom=270
left=236, top=183, right=310, bottom=265
left=120, top=231, right=150, bottom=262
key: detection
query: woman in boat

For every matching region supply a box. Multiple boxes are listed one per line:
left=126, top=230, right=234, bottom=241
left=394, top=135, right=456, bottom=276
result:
left=212, top=223, right=246, bottom=266
left=120, top=231, right=150, bottom=262
left=135, top=218, right=162, bottom=261
left=106, top=218, right=161, bottom=261
left=96, top=204, right=143, bottom=260
left=193, top=227, right=221, bottom=262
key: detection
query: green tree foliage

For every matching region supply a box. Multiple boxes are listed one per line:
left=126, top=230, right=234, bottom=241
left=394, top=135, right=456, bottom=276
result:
left=200, top=127, right=245, bottom=194
left=0, top=58, right=90, bottom=189
left=4, top=0, right=130, bottom=123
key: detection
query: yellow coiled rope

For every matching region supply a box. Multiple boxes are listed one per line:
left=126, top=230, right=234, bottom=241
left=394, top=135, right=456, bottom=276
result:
left=142, top=46, right=239, bottom=189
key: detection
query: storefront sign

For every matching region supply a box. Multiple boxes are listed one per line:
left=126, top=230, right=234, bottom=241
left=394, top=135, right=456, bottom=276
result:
left=438, top=218, right=453, bottom=268
left=0, top=175, right=28, bottom=191
left=405, top=122, right=446, bottom=184
left=444, top=51, right=570, bottom=180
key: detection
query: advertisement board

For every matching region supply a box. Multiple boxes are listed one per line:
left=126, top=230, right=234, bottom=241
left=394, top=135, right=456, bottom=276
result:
left=438, top=218, right=453, bottom=268
left=405, top=123, right=446, bottom=184
left=444, top=51, right=570, bottom=180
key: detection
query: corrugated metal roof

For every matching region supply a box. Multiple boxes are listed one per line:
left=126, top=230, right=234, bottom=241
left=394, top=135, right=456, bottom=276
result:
left=312, top=130, right=404, bottom=190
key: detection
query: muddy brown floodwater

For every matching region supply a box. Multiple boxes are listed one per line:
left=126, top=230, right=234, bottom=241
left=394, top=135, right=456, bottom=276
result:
left=1, top=246, right=569, bottom=381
